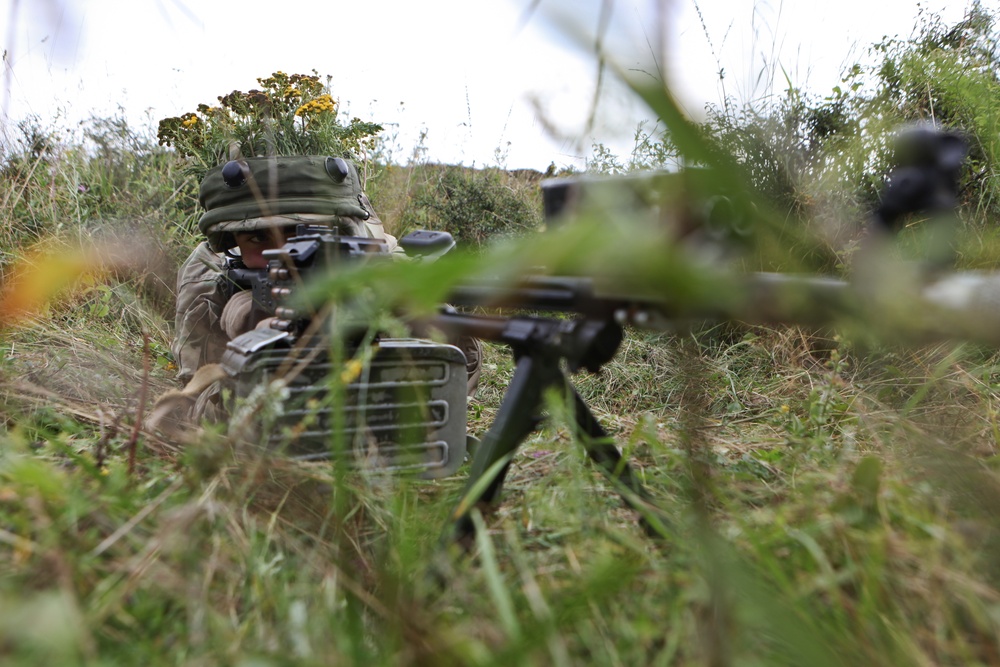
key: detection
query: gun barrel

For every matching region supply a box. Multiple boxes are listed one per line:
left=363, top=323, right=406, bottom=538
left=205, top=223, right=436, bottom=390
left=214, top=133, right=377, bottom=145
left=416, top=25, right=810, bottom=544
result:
left=447, top=276, right=601, bottom=312
left=716, top=271, right=1000, bottom=347
left=734, top=273, right=854, bottom=327
left=443, top=270, right=1000, bottom=349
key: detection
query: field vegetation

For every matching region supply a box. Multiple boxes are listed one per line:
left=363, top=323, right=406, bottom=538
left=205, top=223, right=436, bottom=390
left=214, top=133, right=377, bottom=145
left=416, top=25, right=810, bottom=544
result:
left=3, top=4, right=1000, bottom=665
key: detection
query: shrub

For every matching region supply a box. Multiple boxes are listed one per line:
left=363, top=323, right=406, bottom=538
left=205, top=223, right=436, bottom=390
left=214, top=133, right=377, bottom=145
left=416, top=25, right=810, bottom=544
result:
left=403, top=166, right=543, bottom=249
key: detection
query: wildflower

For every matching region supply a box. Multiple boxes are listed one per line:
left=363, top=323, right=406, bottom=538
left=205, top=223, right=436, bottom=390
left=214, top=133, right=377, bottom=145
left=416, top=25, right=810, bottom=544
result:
left=340, top=358, right=365, bottom=384
left=295, top=94, right=336, bottom=117
left=780, top=404, right=791, bottom=414
left=246, top=90, right=269, bottom=106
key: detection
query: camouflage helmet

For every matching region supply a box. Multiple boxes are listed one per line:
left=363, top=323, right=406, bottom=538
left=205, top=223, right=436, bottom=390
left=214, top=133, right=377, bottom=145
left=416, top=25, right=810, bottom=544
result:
left=198, top=155, right=373, bottom=251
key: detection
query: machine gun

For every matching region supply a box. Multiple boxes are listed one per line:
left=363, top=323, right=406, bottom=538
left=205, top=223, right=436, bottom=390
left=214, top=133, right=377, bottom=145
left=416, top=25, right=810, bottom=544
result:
left=217, top=124, right=986, bottom=548
left=429, top=123, right=985, bottom=546
left=219, top=225, right=470, bottom=478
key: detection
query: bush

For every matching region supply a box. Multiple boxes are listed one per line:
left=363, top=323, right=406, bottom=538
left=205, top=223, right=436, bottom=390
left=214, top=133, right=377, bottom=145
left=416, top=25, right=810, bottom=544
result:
left=405, top=166, right=543, bottom=249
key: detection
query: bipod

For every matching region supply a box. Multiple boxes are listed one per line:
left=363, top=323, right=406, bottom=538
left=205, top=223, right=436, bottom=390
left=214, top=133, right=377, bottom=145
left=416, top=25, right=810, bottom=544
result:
left=436, top=311, right=658, bottom=549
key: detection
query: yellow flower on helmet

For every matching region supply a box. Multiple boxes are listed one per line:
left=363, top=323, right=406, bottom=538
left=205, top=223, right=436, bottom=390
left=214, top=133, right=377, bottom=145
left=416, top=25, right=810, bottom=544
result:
left=294, top=94, right=336, bottom=117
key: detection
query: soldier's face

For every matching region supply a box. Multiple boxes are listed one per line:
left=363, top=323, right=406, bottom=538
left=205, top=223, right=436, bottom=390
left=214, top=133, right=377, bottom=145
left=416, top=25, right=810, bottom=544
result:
left=234, top=227, right=295, bottom=269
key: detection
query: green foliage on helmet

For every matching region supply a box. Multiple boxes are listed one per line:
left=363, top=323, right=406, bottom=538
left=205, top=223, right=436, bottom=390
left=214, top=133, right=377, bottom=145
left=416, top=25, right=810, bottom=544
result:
left=156, top=71, right=383, bottom=181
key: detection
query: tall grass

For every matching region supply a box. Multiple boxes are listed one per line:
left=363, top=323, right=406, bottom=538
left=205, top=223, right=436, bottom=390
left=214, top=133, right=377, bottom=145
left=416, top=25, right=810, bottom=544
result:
left=2, top=5, right=1000, bottom=666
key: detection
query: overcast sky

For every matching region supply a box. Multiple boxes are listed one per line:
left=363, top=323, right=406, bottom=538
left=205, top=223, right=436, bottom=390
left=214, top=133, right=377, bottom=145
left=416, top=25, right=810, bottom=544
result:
left=0, top=0, right=988, bottom=170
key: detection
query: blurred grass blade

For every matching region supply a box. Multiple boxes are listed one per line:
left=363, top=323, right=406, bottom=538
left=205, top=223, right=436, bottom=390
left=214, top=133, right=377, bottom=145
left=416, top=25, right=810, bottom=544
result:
left=471, top=509, right=522, bottom=642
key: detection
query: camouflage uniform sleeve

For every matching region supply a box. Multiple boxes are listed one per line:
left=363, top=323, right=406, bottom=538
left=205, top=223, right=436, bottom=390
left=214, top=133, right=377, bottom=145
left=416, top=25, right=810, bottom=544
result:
left=172, top=242, right=230, bottom=383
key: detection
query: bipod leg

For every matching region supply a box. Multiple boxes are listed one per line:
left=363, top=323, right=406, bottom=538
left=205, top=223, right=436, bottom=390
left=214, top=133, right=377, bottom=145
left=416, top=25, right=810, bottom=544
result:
left=563, top=382, right=659, bottom=536
left=450, top=353, right=561, bottom=547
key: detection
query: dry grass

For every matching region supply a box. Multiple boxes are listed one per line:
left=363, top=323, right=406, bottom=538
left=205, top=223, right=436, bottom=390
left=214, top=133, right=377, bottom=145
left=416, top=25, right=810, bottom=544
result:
left=3, top=94, right=1000, bottom=664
